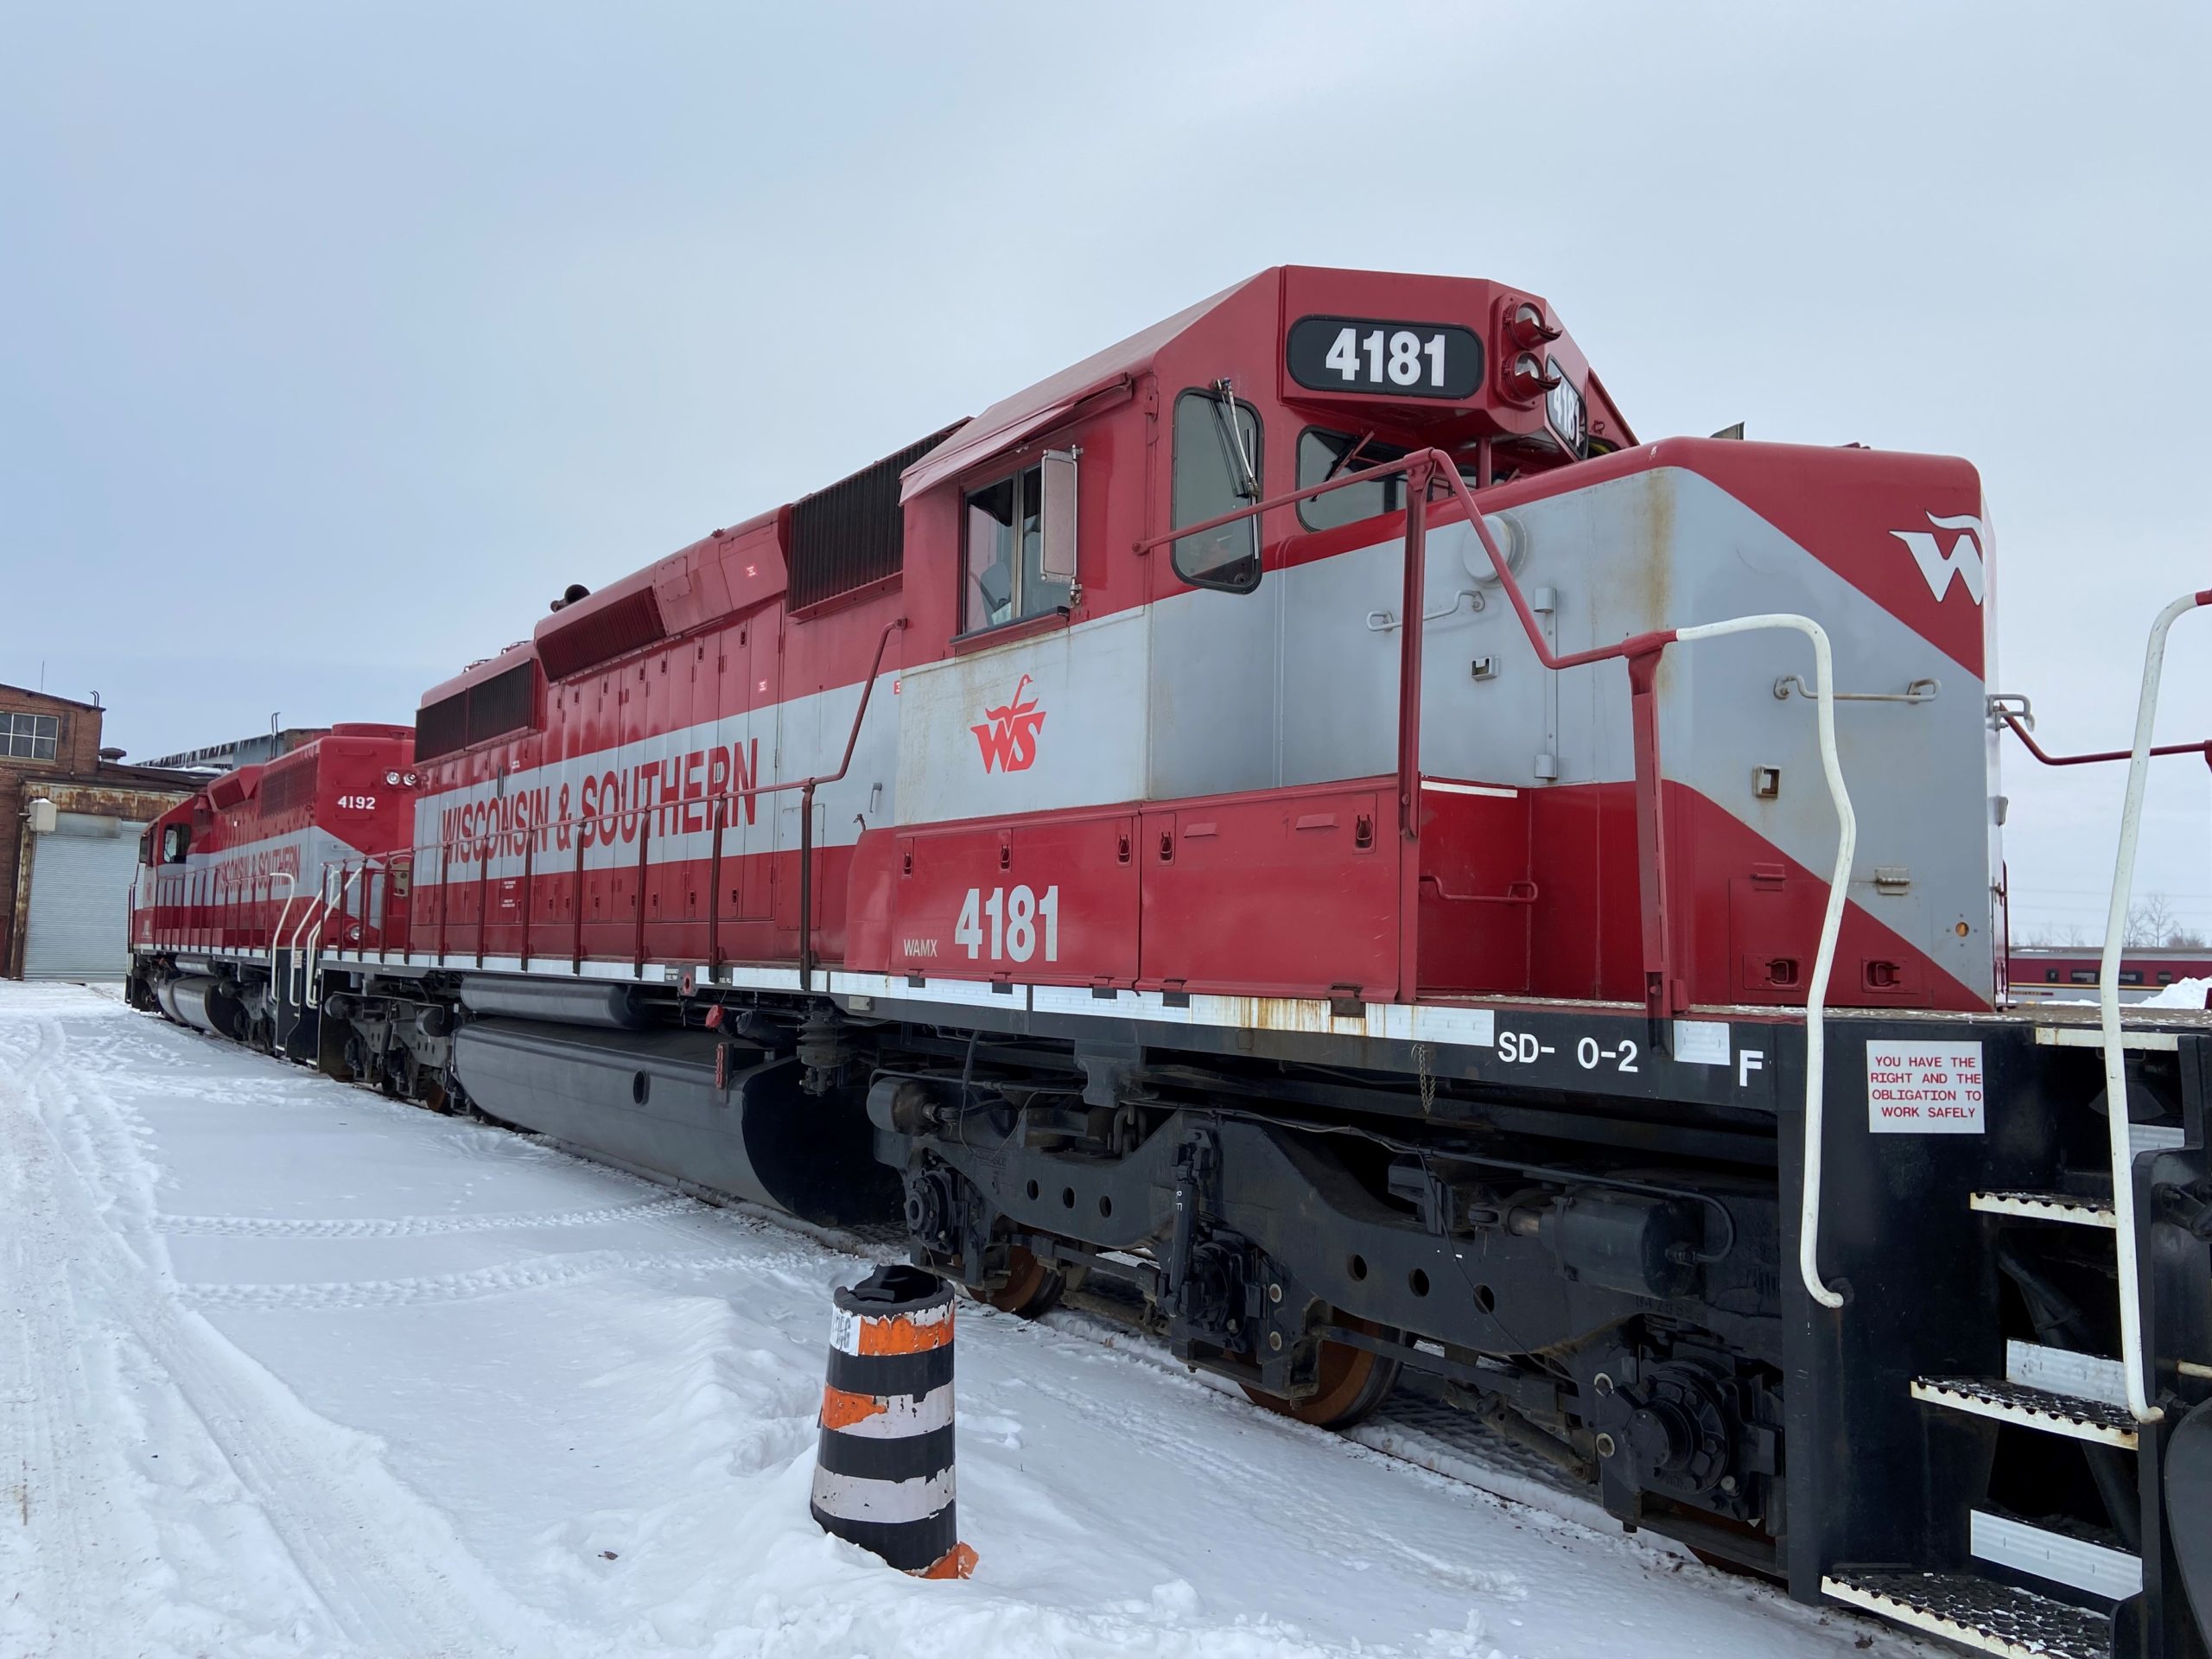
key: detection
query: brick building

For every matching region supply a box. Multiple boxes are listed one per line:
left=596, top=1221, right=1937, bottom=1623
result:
left=1, top=683, right=200, bottom=980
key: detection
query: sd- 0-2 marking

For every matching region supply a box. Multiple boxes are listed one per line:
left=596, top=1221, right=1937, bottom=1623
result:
left=1497, top=1029, right=1642, bottom=1072
left=1484, top=1015, right=1777, bottom=1109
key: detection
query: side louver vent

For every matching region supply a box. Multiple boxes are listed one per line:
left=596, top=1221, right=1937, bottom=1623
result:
left=258, top=753, right=319, bottom=818
left=787, top=423, right=962, bottom=612
left=537, top=587, right=667, bottom=681
left=415, top=692, right=467, bottom=763
left=414, top=660, right=538, bottom=763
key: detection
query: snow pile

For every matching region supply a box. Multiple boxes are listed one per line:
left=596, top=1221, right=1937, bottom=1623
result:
left=0, top=983, right=1922, bottom=1657
left=2139, top=976, right=2212, bottom=1008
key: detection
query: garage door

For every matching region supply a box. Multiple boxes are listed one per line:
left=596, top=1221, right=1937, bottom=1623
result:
left=22, top=812, right=140, bottom=982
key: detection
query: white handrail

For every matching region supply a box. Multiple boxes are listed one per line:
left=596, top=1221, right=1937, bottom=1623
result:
left=299, top=864, right=363, bottom=997
left=1675, top=615, right=1858, bottom=1312
left=285, top=867, right=334, bottom=1006
left=263, top=873, right=299, bottom=987
left=2098, top=588, right=2207, bottom=1422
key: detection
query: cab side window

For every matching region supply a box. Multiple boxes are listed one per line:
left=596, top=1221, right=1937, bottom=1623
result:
left=1296, top=429, right=1409, bottom=531
left=1172, top=389, right=1262, bottom=592
left=1295, top=427, right=1483, bottom=531
left=963, top=463, right=1071, bottom=632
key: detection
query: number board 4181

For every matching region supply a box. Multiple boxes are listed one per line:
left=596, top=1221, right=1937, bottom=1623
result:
left=1286, top=315, right=1484, bottom=400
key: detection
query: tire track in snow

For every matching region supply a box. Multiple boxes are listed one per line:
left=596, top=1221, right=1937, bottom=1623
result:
left=0, top=1013, right=153, bottom=1657
left=156, top=1192, right=696, bottom=1238
left=175, top=1243, right=819, bottom=1310
left=6, top=1001, right=563, bottom=1657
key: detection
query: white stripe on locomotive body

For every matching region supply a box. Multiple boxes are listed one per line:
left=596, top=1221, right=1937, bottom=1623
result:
left=807, top=1466, right=955, bottom=1526
left=410, top=669, right=898, bottom=883
left=145, top=825, right=380, bottom=910
left=825, top=1382, right=956, bottom=1440
left=310, top=950, right=1509, bottom=1053
left=895, top=608, right=1149, bottom=823
left=405, top=459, right=1991, bottom=1000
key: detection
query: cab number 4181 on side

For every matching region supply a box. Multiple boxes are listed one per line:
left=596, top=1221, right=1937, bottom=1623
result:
left=954, top=885, right=1060, bottom=963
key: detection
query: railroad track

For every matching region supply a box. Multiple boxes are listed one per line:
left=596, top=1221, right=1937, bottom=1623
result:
left=761, top=1214, right=1630, bottom=1541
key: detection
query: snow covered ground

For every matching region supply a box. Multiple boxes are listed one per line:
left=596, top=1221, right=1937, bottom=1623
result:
left=0, top=981, right=1934, bottom=1659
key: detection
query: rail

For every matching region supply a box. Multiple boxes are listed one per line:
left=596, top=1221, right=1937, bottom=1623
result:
left=2002, top=705, right=2212, bottom=769
left=1138, top=448, right=1858, bottom=1312
left=272, top=874, right=315, bottom=1013
left=2095, top=588, right=2212, bottom=1422
left=297, top=863, right=363, bottom=1005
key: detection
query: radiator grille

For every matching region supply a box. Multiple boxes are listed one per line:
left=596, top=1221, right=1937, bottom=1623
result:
left=788, top=423, right=960, bottom=611
left=538, top=587, right=666, bottom=681
left=258, top=753, right=319, bottom=818
left=414, top=692, right=468, bottom=762
left=465, top=662, right=537, bottom=746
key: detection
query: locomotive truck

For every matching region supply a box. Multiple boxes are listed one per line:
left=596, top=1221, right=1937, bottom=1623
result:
left=129, top=266, right=2212, bottom=1659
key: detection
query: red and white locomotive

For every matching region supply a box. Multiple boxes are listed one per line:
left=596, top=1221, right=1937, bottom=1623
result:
left=133, top=723, right=416, bottom=1046
left=130, top=267, right=2212, bottom=1659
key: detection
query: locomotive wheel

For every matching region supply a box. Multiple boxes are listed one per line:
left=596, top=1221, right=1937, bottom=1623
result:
left=402, top=1051, right=452, bottom=1114
left=968, top=1246, right=1065, bottom=1318
left=1243, top=1321, right=1402, bottom=1430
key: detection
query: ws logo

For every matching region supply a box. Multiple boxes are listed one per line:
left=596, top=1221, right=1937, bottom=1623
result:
left=971, top=674, right=1046, bottom=773
left=1891, top=511, right=1986, bottom=606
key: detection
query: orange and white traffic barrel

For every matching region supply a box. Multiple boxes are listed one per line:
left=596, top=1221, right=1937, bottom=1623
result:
left=810, top=1264, right=976, bottom=1579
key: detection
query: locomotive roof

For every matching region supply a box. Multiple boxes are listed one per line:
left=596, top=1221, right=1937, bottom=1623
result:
left=416, top=639, right=538, bottom=708
left=167, top=724, right=414, bottom=815
left=413, top=263, right=1601, bottom=721
left=898, top=271, right=1260, bottom=503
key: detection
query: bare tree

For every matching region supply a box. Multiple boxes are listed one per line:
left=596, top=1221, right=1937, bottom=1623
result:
left=2126, top=893, right=2181, bottom=948
left=2167, top=926, right=2208, bottom=950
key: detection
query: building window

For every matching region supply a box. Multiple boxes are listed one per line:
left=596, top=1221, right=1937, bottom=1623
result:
left=963, top=464, right=1070, bottom=633
left=1172, top=389, right=1263, bottom=591
left=5, top=712, right=58, bottom=760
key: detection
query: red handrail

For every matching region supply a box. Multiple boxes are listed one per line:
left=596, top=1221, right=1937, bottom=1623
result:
left=2002, top=712, right=2212, bottom=769
left=397, top=615, right=908, bottom=984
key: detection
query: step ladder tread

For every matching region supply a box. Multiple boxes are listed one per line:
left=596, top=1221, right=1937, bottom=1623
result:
left=1822, top=1569, right=2111, bottom=1659
left=1912, top=1375, right=2139, bottom=1445
left=1971, top=1510, right=2141, bottom=1602
left=1969, top=1190, right=2116, bottom=1227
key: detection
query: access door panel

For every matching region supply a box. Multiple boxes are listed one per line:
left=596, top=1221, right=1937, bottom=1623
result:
left=893, top=811, right=1139, bottom=987
left=1141, top=784, right=1398, bottom=1000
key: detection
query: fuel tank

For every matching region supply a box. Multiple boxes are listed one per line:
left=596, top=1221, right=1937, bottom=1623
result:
left=451, top=1018, right=896, bottom=1225
left=155, top=975, right=248, bottom=1041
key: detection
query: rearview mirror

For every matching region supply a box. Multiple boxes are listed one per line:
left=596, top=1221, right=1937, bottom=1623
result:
left=1040, top=448, right=1078, bottom=585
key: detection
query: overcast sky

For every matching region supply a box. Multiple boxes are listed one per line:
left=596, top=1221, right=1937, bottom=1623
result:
left=3, top=1, right=2206, bottom=940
